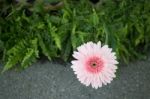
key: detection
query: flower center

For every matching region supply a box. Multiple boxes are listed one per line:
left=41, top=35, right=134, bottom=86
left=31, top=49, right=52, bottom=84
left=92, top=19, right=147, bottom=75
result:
left=91, top=62, right=97, bottom=67
left=85, top=56, right=104, bottom=74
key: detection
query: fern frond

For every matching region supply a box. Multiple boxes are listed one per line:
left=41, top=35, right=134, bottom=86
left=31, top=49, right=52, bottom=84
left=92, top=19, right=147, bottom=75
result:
left=2, top=38, right=39, bottom=72
left=21, top=48, right=38, bottom=68
left=37, top=34, right=52, bottom=60
left=47, top=21, right=62, bottom=50
left=21, top=38, right=39, bottom=68
left=2, top=40, right=26, bottom=72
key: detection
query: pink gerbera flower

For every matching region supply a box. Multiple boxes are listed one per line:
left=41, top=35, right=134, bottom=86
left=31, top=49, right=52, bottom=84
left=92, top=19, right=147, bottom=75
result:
left=71, top=41, right=118, bottom=89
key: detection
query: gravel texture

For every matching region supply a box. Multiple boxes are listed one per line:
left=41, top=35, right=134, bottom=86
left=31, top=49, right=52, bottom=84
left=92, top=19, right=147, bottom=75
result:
left=0, top=58, right=150, bottom=99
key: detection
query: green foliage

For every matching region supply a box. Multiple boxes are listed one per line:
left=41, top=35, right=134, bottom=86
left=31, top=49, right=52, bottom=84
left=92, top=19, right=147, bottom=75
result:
left=2, top=38, right=39, bottom=72
left=0, top=0, right=150, bottom=72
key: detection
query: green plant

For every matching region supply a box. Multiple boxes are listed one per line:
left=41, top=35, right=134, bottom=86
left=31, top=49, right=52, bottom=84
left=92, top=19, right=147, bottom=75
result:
left=0, top=0, right=150, bottom=72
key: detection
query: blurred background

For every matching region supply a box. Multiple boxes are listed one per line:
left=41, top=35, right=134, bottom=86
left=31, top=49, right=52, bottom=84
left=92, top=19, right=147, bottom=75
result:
left=0, top=0, right=150, bottom=71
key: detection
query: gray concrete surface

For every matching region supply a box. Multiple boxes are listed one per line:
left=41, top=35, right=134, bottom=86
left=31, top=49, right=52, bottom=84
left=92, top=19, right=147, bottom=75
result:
left=0, top=57, right=150, bottom=99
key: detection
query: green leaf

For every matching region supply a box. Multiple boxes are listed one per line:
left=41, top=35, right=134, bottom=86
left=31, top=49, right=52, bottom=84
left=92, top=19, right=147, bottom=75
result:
left=21, top=49, right=35, bottom=68
left=0, top=40, right=4, bottom=51
left=47, top=22, right=61, bottom=50
left=21, top=38, right=39, bottom=68
left=37, top=34, right=51, bottom=60
left=2, top=55, right=19, bottom=73
left=89, top=9, right=99, bottom=26
left=62, top=39, right=72, bottom=61
left=103, top=23, right=110, bottom=45
left=2, top=40, right=26, bottom=72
